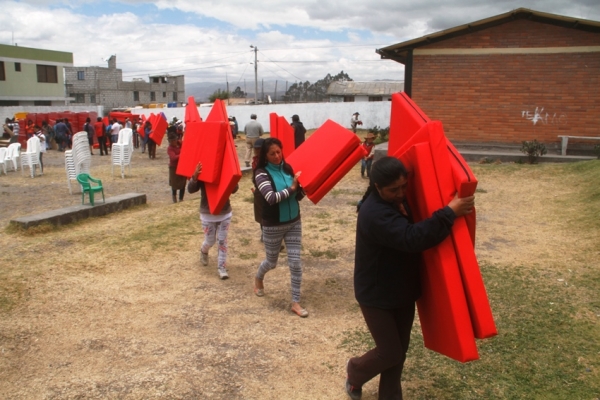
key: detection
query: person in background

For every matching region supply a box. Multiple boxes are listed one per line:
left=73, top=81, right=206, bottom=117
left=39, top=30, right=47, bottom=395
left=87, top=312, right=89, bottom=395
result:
left=9, top=118, right=21, bottom=143
left=64, top=118, right=73, bottom=148
left=94, top=117, right=107, bottom=156
left=3, top=118, right=14, bottom=140
left=244, top=114, right=264, bottom=168
left=351, top=112, right=362, bottom=134
left=167, top=134, right=186, bottom=203
left=33, top=125, right=46, bottom=173
left=145, top=121, right=157, bottom=159
left=361, top=132, right=376, bottom=179
left=25, top=119, right=35, bottom=139
left=252, top=138, right=307, bottom=318
left=110, top=119, right=122, bottom=147
left=346, top=156, right=475, bottom=400
left=125, top=118, right=132, bottom=129
left=54, top=118, right=69, bottom=152
left=290, top=114, right=307, bottom=149
left=83, top=117, right=95, bottom=155
left=187, top=162, right=239, bottom=280
left=41, top=121, right=54, bottom=151
left=232, top=116, right=239, bottom=139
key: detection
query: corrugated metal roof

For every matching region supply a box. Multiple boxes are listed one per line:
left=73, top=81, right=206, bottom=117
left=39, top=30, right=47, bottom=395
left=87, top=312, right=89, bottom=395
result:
left=377, top=7, right=600, bottom=64
left=326, top=81, right=404, bottom=96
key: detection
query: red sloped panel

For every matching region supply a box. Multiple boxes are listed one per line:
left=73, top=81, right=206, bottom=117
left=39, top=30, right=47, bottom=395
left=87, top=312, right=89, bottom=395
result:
left=204, top=128, right=241, bottom=214
left=277, top=116, right=295, bottom=159
left=401, top=143, right=479, bottom=363
left=176, top=121, right=227, bottom=182
left=205, top=99, right=228, bottom=123
left=286, top=119, right=359, bottom=194
left=306, top=144, right=367, bottom=204
left=185, top=96, right=202, bottom=124
left=388, top=92, right=431, bottom=156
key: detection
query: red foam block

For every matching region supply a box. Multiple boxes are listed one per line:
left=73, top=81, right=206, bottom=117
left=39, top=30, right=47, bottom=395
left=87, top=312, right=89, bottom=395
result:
left=176, top=121, right=227, bottom=182
left=149, top=113, right=167, bottom=146
left=270, top=114, right=294, bottom=158
left=402, top=143, right=478, bottom=362
left=205, top=99, right=228, bottom=123
left=306, top=144, right=367, bottom=204
left=286, top=119, right=359, bottom=194
left=389, top=92, right=431, bottom=156
left=204, top=128, right=241, bottom=214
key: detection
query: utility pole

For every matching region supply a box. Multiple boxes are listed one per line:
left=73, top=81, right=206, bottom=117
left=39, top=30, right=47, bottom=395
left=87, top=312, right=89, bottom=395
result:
left=250, top=45, right=258, bottom=105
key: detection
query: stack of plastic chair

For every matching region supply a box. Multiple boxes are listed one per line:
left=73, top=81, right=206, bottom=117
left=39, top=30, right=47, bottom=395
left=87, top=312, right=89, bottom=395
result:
left=65, top=132, right=92, bottom=194
left=111, top=128, right=133, bottom=178
left=0, top=148, right=7, bottom=175
left=5, top=143, right=21, bottom=172
left=20, top=136, right=42, bottom=178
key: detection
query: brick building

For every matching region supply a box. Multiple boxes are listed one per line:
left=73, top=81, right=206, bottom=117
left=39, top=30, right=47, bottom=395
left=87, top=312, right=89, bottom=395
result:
left=64, top=55, right=185, bottom=110
left=376, top=8, right=600, bottom=148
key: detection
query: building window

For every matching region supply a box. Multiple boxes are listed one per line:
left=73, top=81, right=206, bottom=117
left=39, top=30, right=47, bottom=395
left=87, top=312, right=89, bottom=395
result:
left=37, top=64, right=58, bottom=83
left=152, top=77, right=167, bottom=83
left=15, top=62, right=21, bottom=72
left=343, top=95, right=355, bottom=102
left=133, top=91, right=139, bottom=101
left=71, top=93, right=85, bottom=103
left=90, top=94, right=96, bottom=104
left=368, top=96, right=383, bottom=102
left=150, top=92, right=156, bottom=101
left=0, top=62, right=5, bottom=81
left=77, top=71, right=85, bottom=80
left=162, top=91, right=167, bottom=98
left=34, top=100, right=51, bottom=106
left=0, top=100, right=19, bottom=106
left=173, top=92, right=178, bottom=101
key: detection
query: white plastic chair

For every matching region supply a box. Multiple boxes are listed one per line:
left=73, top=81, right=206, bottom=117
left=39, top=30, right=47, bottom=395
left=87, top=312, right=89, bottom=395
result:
left=65, top=132, right=92, bottom=193
left=112, top=128, right=133, bottom=178
left=5, top=143, right=21, bottom=172
left=21, top=136, right=42, bottom=178
left=0, top=147, right=7, bottom=175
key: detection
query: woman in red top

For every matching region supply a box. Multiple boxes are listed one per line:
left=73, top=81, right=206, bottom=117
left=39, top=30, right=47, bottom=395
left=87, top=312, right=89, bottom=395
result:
left=167, top=134, right=187, bottom=202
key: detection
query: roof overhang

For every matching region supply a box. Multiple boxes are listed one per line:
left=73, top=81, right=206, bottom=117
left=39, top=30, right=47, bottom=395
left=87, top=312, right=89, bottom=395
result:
left=376, top=7, right=600, bottom=65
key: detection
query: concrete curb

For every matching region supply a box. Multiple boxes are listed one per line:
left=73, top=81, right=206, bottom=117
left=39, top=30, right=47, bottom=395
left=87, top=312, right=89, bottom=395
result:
left=10, top=193, right=147, bottom=229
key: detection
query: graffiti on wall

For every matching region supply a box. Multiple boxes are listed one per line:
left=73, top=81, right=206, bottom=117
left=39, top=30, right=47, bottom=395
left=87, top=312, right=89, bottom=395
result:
left=521, top=107, right=567, bottom=126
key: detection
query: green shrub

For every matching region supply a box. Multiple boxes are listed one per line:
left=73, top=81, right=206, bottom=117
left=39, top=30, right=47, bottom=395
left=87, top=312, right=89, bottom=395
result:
left=520, top=140, right=547, bottom=164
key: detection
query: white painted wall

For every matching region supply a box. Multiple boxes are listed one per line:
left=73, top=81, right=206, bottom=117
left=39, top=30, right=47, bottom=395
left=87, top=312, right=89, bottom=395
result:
left=135, top=101, right=393, bottom=131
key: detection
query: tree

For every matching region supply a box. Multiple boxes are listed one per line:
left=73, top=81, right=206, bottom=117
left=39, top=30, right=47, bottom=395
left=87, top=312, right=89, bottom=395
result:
left=282, top=71, right=352, bottom=103
left=208, top=89, right=230, bottom=102
left=231, top=86, right=246, bottom=98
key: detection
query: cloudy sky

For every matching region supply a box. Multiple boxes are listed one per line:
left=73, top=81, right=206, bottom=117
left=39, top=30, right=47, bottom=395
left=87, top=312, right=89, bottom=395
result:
left=1, top=0, right=598, bottom=86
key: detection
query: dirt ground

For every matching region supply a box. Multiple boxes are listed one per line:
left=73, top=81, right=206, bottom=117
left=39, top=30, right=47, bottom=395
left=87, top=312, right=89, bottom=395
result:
left=0, top=135, right=595, bottom=399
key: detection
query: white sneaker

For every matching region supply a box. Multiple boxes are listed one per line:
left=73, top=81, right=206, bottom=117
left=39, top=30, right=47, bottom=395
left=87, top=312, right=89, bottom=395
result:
left=218, top=268, right=229, bottom=280
left=200, top=251, right=208, bottom=266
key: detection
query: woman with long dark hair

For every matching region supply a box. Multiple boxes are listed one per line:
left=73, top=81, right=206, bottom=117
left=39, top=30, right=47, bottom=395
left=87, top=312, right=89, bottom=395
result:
left=252, top=138, right=308, bottom=317
left=346, top=156, right=474, bottom=400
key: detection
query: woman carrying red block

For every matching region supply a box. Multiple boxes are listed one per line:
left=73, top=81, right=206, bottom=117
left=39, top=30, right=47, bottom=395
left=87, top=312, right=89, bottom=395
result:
left=253, top=138, right=307, bottom=318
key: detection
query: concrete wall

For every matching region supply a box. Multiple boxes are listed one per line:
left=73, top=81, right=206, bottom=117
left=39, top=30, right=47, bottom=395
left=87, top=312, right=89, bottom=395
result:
left=135, top=101, right=393, bottom=131
left=412, top=19, right=600, bottom=145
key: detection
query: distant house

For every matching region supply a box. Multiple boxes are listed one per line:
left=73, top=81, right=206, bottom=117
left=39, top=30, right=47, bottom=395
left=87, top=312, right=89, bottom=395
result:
left=376, top=8, right=600, bottom=146
left=326, top=81, right=404, bottom=102
left=0, top=43, right=73, bottom=106
left=64, top=56, right=185, bottom=110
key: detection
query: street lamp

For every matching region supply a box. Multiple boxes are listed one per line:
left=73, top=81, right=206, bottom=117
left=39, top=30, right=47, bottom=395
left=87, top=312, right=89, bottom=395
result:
left=250, top=45, right=258, bottom=105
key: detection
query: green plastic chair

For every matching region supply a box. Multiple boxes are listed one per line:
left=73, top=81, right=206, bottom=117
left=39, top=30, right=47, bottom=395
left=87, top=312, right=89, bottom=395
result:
left=77, top=173, right=105, bottom=206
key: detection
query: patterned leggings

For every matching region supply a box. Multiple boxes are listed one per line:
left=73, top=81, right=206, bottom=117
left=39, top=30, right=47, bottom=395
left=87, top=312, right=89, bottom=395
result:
left=256, top=220, right=303, bottom=303
left=201, top=217, right=231, bottom=272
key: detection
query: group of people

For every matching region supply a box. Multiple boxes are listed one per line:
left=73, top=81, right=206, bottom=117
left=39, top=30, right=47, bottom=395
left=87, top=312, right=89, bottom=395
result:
left=171, top=112, right=476, bottom=399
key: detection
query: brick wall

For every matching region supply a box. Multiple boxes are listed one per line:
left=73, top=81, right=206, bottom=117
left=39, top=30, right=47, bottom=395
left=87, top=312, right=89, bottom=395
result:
left=412, top=19, right=600, bottom=145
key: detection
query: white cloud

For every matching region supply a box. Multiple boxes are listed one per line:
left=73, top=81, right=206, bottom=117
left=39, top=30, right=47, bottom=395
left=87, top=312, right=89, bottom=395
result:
left=1, top=0, right=598, bottom=85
